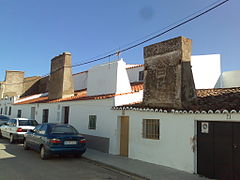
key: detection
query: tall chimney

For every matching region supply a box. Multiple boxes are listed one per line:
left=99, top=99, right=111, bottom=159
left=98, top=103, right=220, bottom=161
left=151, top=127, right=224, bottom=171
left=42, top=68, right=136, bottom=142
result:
left=143, top=36, right=196, bottom=109
left=48, top=52, right=74, bottom=100
left=3, top=71, right=25, bottom=97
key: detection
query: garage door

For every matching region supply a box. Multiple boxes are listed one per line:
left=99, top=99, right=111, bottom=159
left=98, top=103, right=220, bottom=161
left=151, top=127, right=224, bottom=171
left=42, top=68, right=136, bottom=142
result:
left=197, top=121, right=240, bottom=180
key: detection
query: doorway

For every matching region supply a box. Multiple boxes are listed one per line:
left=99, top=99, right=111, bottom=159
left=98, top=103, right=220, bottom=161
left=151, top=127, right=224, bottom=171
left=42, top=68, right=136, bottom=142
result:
left=197, top=121, right=240, bottom=180
left=62, top=106, right=69, bottom=124
left=120, top=116, right=129, bottom=157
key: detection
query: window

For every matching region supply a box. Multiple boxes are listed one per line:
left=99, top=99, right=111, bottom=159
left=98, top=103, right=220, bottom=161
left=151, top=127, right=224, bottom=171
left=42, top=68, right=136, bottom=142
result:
left=51, top=125, right=78, bottom=134
left=142, top=119, right=160, bottom=140
left=88, top=115, right=97, bottom=130
left=19, top=120, right=38, bottom=126
left=39, top=124, right=48, bottom=134
left=42, top=109, right=49, bottom=123
left=9, top=119, right=17, bottom=126
left=0, top=108, right=2, bottom=114
left=4, top=106, right=7, bottom=115
left=34, top=125, right=42, bottom=133
left=30, top=107, right=36, bottom=119
left=17, top=110, right=22, bottom=118
left=8, top=107, right=11, bottom=116
left=139, top=71, right=144, bottom=81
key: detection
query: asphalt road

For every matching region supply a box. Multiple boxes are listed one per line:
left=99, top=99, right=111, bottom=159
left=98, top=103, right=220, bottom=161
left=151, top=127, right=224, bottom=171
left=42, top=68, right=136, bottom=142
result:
left=0, top=138, right=140, bottom=180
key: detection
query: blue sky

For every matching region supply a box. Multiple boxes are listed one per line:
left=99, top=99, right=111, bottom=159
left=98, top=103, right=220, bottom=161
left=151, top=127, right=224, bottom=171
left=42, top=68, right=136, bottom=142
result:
left=0, top=0, right=239, bottom=81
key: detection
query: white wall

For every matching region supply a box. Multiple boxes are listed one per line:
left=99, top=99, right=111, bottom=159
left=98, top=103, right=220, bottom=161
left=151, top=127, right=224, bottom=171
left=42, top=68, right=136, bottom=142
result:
left=113, top=110, right=240, bottom=173
left=127, top=66, right=144, bottom=83
left=69, top=98, right=120, bottom=154
left=11, top=98, right=121, bottom=154
left=73, top=72, right=88, bottom=91
left=114, top=90, right=143, bottom=106
left=191, top=54, right=221, bottom=89
left=87, top=59, right=131, bottom=96
left=215, top=70, right=240, bottom=88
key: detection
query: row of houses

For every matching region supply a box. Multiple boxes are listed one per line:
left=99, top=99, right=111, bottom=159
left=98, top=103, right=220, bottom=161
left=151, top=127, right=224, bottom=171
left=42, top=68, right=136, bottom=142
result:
left=1, top=36, right=240, bottom=180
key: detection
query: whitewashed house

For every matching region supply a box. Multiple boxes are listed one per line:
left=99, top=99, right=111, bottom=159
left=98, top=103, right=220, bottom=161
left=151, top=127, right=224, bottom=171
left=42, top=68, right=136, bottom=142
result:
left=0, top=36, right=240, bottom=180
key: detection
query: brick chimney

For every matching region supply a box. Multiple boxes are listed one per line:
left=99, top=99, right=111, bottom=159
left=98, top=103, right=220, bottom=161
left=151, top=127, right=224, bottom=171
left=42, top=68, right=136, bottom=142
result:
left=143, top=36, right=196, bottom=109
left=48, top=52, right=74, bottom=100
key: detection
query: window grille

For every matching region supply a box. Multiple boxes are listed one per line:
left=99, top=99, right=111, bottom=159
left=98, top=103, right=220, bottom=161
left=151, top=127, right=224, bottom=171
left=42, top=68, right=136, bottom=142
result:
left=88, top=115, right=97, bottom=130
left=143, top=119, right=160, bottom=140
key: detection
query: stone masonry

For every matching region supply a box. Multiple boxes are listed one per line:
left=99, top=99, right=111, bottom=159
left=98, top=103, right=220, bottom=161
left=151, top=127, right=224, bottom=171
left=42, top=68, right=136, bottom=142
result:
left=143, top=36, right=196, bottom=109
left=48, top=52, right=74, bottom=100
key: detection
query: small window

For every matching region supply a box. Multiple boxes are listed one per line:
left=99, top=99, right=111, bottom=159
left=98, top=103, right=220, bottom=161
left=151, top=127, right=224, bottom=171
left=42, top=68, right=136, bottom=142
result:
left=88, top=115, right=97, bottom=130
left=0, top=108, right=2, bottom=114
left=143, top=119, right=160, bottom=140
left=8, top=107, right=11, bottom=116
left=139, top=71, right=144, bottom=81
left=17, top=110, right=22, bottom=118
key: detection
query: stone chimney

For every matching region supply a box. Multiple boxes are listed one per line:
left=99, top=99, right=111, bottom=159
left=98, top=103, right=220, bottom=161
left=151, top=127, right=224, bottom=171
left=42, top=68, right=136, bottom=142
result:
left=48, top=52, right=74, bottom=100
left=143, top=36, right=196, bottom=109
left=3, top=71, right=25, bottom=97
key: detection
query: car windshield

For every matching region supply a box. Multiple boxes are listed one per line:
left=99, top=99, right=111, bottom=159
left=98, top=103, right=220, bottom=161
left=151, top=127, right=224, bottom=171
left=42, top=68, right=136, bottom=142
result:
left=51, top=126, right=78, bottom=134
left=19, top=120, right=39, bottom=126
left=0, top=115, right=9, bottom=121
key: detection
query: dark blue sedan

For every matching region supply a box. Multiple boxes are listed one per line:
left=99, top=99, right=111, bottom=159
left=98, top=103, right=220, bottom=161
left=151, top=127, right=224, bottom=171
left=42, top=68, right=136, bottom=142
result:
left=23, top=123, right=87, bottom=160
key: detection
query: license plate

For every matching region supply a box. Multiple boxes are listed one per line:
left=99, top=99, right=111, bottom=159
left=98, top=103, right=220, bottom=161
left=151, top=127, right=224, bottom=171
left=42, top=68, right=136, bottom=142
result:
left=64, top=141, right=77, bottom=145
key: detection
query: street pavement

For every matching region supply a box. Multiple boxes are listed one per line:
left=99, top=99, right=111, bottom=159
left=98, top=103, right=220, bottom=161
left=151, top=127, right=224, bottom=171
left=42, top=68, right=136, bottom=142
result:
left=0, top=138, right=142, bottom=180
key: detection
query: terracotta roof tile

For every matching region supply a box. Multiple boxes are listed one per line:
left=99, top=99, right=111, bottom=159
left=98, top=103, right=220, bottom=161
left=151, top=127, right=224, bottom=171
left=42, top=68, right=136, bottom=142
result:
left=131, top=82, right=144, bottom=92
left=14, top=83, right=144, bottom=105
left=116, top=86, right=240, bottom=111
left=14, top=96, right=49, bottom=105
left=126, top=64, right=144, bottom=69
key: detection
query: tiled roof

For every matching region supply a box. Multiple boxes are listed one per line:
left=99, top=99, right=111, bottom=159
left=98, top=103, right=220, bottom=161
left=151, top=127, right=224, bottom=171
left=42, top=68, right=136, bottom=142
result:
left=126, top=64, right=144, bottom=69
left=131, top=82, right=144, bottom=92
left=14, top=96, right=49, bottom=105
left=114, top=86, right=240, bottom=112
left=14, top=82, right=143, bottom=105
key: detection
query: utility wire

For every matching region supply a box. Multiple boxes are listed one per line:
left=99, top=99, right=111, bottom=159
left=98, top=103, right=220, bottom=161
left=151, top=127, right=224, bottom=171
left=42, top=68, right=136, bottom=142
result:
left=1, top=0, right=229, bottom=86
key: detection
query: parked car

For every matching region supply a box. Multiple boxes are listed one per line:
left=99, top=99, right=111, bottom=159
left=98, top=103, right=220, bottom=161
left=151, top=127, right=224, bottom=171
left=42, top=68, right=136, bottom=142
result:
left=0, top=115, right=10, bottom=137
left=23, top=123, right=87, bottom=160
left=0, top=115, right=10, bottom=126
left=0, top=118, right=39, bottom=143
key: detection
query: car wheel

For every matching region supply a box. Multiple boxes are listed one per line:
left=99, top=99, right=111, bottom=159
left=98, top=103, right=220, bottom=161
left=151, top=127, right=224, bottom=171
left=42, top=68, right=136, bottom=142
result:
left=10, top=134, right=15, bottom=144
left=40, top=146, right=49, bottom=160
left=23, top=139, right=29, bottom=150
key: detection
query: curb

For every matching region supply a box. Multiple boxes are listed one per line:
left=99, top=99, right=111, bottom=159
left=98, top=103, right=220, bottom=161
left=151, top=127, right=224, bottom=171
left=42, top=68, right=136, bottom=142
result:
left=82, top=156, right=150, bottom=180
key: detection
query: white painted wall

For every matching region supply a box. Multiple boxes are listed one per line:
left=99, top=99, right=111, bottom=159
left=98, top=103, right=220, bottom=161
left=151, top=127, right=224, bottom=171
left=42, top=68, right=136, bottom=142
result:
left=127, top=66, right=144, bottom=83
left=73, top=72, right=88, bottom=91
left=11, top=97, right=121, bottom=154
left=113, top=110, right=240, bottom=173
left=87, top=59, right=131, bottom=96
left=215, top=70, right=240, bottom=88
left=114, top=90, right=143, bottom=106
left=191, top=54, right=221, bottom=89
